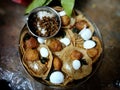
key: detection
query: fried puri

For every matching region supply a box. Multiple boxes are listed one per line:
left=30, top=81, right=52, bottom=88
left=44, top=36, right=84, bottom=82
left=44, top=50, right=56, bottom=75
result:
left=87, top=48, right=98, bottom=58
left=25, top=49, right=39, bottom=61
left=61, top=15, right=70, bottom=26
left=70, top=50, right=83, bottom=60
left=25, top=37, right=39, bottom=49
left=53, top=56, right=62, bottom=70
left=46, top=39, right=62, bottom=52
left=75, top=20, right=89, bottom=30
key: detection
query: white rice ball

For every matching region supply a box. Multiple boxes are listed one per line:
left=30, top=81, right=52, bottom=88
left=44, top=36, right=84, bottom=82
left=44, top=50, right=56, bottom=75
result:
left=72, top=60, right=81, bottom=70
left=37, top=37, right=45, bottom=44
left=40, top=47, right=49, bottom=57
left=83, top=40, right=96, bottom=49
left=79, top=28, right=92, bottom=40
left=60, top=37, right=70, bottom=46
left=50, top=71, right=64, bottom=84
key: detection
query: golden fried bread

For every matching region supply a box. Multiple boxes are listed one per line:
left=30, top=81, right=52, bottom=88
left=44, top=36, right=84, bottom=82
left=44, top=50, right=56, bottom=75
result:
left=46, top=39, right=63, bottom=52
left=59, top=45, right=92, bottom=85
left=21, top=32, right=53, bottom=79
left=91, top=36, right=103, bottom=63
left=70, top=50, right=83, bottom=60
left=23, top=60, right=48, bottom=78
left=87, top=48, right=98, bottom=58
left=53, top=56, right=62, bottom=70
left=25, top=37, right=39, bottom=49
left=25, top=48, right=39, bottom=61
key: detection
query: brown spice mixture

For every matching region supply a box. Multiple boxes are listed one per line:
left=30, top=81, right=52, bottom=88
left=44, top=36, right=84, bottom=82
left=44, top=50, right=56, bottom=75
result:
left=36, top=16, right=58, bottom=37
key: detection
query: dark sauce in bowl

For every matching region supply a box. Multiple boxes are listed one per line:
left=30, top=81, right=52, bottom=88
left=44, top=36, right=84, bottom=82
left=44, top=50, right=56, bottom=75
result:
left=27, top=6, right=61, bottom=38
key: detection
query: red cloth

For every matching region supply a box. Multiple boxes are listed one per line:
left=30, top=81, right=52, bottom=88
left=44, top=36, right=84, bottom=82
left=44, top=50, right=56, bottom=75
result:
left=12, top=0, right=32, bottom=6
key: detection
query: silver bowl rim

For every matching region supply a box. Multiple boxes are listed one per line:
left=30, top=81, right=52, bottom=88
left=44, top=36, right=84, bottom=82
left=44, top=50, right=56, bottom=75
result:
left=26, top=6, right=61, bottom=39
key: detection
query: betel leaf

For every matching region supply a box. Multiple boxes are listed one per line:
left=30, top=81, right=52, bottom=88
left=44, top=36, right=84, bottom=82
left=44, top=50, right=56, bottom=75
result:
left=25, top=0, right=47, bottom=14
left=43, top=0, right=53, bottom=6
left=61, top=0, right=75, bottom=17
left=25, top=0, right=75, bottom=16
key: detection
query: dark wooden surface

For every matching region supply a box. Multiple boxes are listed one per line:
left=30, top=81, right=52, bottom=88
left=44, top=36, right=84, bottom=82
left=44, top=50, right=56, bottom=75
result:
left=0, top=0, right=120, bottom=90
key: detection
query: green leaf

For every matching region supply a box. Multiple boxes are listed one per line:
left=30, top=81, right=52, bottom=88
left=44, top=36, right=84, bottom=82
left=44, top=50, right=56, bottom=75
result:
left=43, top=0, right=53, bottom=6
left=25, top=0, right=75, bottom=16
left=72, top=28, right=80, bottom=34
left=61, top=0, right=75, bottom=17
left=25, top=0, right=47, bottom=14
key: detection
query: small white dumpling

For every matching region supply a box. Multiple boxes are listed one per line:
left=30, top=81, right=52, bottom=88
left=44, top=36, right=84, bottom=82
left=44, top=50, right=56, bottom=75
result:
left=40, top=47, right=49, bottom=57
left=83, top=40, right=96, bottom=49
left=37, top=37, right=45, bottom=44
left=50, top=71, right=64, bottom=84
left=72, top=60, right=81, bottom=70
left=79, top=27, right=92, bottom=40
left=59, top=11, right=66, bottom=16
left=60, top=37, right=70, bottom=46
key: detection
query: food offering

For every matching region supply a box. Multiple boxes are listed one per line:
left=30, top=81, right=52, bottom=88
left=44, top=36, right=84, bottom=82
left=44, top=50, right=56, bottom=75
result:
left=19, top=6, right=103, bottom=86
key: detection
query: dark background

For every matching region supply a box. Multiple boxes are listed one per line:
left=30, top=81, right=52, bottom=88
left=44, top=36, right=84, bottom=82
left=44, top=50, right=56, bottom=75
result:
left=0, top=0, right=120, bottom=90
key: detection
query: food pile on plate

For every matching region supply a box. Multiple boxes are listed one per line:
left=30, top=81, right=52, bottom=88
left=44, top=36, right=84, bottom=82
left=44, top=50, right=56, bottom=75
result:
left=19, top=6, right=102, bottom=86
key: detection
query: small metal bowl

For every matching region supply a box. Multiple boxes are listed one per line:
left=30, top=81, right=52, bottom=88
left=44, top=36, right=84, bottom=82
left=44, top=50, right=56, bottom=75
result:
left=27, top=6, right=61, bottom=38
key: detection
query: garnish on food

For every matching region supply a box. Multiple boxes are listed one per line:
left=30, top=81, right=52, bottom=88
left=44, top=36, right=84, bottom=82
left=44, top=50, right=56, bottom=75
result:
left=25, top=0, right=75, bottom=17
